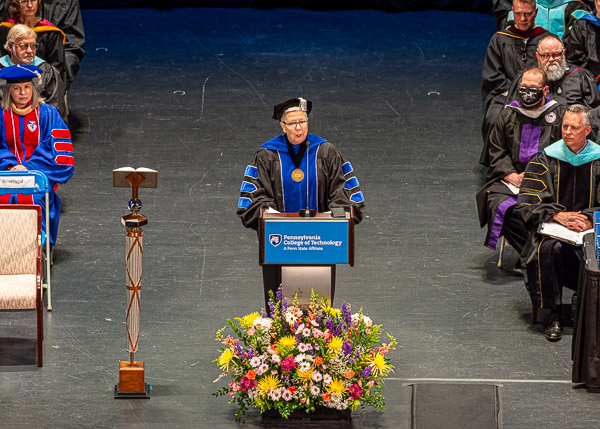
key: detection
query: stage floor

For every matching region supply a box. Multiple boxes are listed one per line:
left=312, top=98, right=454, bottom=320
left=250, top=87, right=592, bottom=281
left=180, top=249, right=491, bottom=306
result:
left=2, top=6, right=599, bottom=428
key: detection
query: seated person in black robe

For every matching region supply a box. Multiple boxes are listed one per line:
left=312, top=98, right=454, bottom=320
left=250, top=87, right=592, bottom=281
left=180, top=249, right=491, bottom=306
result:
left=516, top=104, right=600, bottom=342
left=0, top=0, right=66, bottom=85
left=565, top=5, right=600, bottom=80
left=481, top=33, right=600, bottom=164
left=40, top=0, right=84, bottom=89
left=481, top=0, right=548, bottom=166
left=493, top=0, right=592, bottom=38
left=0, top=24, right=66, bottom=120
left=477, top=68, right=564, bottom=257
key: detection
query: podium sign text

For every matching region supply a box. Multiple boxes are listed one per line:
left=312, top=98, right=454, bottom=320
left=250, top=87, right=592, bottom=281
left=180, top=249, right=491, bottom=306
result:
left=263, top=217, right=350, bottom=264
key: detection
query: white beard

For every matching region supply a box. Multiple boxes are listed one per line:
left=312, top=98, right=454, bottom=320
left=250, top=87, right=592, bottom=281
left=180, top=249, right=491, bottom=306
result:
left=544, top=57, right=568, bottom=82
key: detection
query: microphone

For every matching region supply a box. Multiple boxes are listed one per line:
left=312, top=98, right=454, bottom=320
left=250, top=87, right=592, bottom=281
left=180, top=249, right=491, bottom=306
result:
left=298, top=141, right=316, bottom=217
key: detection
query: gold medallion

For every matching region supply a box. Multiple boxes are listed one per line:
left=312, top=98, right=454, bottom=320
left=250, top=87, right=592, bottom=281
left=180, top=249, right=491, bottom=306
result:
left=291, top=168, right=304, bottom=182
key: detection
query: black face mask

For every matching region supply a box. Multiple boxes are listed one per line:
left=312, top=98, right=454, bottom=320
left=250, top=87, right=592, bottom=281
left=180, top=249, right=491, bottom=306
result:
left=517, top=86, right=545, bottom=108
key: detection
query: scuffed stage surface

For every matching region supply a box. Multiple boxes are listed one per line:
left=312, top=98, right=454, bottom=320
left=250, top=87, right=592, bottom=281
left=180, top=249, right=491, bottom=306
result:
left=1, top=6, right=600, bottom=428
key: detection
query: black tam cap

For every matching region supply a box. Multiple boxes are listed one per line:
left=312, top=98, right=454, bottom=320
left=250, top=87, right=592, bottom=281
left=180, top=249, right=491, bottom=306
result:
left=272, top=97, right=312, bottom=121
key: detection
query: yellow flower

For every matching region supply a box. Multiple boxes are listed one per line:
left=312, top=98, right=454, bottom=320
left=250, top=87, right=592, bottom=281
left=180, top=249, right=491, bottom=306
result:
left=369, top=352, right=390, bottom=376
left=326, top=377, right=347, bottom=395
left=325, top=306, right=341, bottom=317
left=236, top=312, right=261, bottom=329
left=350, top=400, right=361, bottom=411
left=296, top=366, right=314, bottom=383
left=328, top=336, right=343, bottom=351
left=276, top=335, right=296, bottom=355
left=257, top=374, right=282, bottom=396
left=218, top=348, right=235, bottom=368
left=279, top=335, right=296, bottom=348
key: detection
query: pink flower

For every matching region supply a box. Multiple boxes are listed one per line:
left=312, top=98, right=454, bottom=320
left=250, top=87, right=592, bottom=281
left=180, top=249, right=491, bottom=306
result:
left=281, top=356, right=297, bottom=371
left=348, top=383, right=363, bottom=400
left=240, top=375, right=257, bottom=392
left=247, top=327, right=255, bottom=335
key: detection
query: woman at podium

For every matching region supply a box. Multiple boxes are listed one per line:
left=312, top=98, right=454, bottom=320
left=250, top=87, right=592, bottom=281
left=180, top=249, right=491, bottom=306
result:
left=237, top=97, right=365, bottom=309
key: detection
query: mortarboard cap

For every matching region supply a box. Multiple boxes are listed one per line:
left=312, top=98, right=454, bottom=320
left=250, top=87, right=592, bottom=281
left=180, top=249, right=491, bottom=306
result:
left=0, top=64, right=42, bottom=83
left=272, top=97, right=312, bottom=121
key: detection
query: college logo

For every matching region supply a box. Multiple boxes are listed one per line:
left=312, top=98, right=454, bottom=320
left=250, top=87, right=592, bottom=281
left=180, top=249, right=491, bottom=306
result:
left=545, top=112, right=556, bottom=124
left=269, top=234, right=282, bottom=247
left=27, top=120, right=37, bottom=132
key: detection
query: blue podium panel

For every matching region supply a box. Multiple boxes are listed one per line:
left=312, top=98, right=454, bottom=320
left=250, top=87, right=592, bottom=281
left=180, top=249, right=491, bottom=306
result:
left=263, top=218, right=349, bottom=264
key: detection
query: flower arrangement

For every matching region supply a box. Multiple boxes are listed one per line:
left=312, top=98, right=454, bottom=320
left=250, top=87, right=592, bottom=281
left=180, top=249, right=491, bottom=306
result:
left=213, top=289, right=397, bottom=419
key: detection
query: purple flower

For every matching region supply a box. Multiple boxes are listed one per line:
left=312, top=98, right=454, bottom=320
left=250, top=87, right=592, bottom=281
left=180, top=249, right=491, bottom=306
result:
left=342, top=302, right=352, bottom=326
left=334, top=323, right=342, bottom=336
left=325, top=318, right=334, bottom=332
left=361, top=365, right=373, bottom=379
left=342, top=341, right=353, bottom=357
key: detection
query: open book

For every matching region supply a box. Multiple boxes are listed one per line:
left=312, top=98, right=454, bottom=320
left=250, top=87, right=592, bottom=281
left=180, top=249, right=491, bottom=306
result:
left=538, top=221, right=594, bottom=246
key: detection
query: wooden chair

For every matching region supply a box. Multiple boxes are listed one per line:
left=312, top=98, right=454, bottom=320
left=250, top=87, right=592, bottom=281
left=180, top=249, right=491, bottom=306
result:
left=0, top=204, right=43, bottom=366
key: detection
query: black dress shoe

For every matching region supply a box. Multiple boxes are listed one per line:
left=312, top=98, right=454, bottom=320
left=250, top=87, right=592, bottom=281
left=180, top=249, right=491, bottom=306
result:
left=544, top=320, right=562, bottom=342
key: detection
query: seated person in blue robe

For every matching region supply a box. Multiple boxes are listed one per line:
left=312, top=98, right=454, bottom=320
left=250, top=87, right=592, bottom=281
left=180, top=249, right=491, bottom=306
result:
left=0, top=64, right=74, bottom=246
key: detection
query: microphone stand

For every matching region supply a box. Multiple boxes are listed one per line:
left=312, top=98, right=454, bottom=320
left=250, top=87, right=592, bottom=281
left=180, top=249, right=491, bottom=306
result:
left=298, top=141, right=316, bottom=217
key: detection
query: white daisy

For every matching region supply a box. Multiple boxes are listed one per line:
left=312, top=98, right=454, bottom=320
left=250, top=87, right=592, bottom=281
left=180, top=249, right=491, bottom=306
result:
left=270, top=389, right=282, bottom=401
left=282, top=390, right=293, bottom=401
left=249, top=357, right=261, bottom=367
left=323, top=374, right=332, bottom=385
left=298, top=361, right=311, bottom=372
left=312, top=371, right=322, bottom=382
left=310, top=385, right=320, bottom=396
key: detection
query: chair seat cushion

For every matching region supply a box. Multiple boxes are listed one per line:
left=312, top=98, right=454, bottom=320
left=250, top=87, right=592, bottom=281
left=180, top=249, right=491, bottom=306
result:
left=0, top=274, right=37, bottom=309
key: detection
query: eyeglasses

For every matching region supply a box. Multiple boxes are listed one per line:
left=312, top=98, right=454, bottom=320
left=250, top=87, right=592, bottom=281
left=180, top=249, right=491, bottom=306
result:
left=19, top=0, right=37, bottom=5
left=13, top=42, right=38, bottom=50
left=283, top=120, right=308, bottom=129
left=537, top=51, right=563, bottom=60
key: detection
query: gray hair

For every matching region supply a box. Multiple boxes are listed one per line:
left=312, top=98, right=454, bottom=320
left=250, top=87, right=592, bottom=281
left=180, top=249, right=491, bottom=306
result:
left=1, top=81, right=41, bottom=111
left=4, top=24, right=36, bottom=51
left=566, top=104, right=591, bottom=127
left=537, top=33, right=563, bottom=50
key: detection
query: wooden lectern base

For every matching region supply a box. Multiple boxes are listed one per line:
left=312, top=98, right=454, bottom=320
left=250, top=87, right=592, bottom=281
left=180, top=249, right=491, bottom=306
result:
left=114, top=361, right=150, bottom=399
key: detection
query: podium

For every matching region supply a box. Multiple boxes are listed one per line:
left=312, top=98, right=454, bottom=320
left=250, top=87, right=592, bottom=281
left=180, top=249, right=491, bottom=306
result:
left=259, top=209, right=354, bottom=305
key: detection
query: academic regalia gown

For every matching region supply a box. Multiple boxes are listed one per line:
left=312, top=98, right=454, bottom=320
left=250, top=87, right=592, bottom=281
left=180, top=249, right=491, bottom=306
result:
left=482, top=26, right=548, bottom=108
left=565, top=13, right=600, bottom=80
left=494, top=0, right=591, bottom=38
left=237, top=133, right=365, bottom=309
left=477, top=99, right=564, bottom=252
left=481, top=65, right=600, bottom=165
left=516, top=140, right=600, bottom=309
left=481, top=26, right=548, bottom=165
left=0, top=55, right=67, bottom=121
left=237, top=133, right=364, bottom=230
left=0, top=20, right=66, bottom=84
left=0, top=103, right=74, bottom=245
left=41, top=0, right=85, bottom=88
